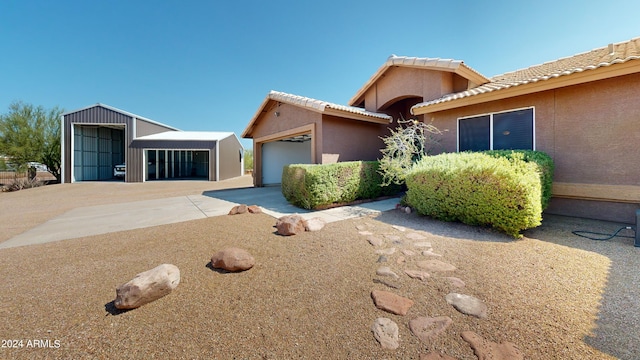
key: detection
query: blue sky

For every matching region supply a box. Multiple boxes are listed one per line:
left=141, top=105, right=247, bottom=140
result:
left=1, top=0, right=638, bottom=148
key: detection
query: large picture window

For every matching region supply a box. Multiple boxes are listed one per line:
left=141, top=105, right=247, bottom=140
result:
left=458, top=108, right=534, bottom=151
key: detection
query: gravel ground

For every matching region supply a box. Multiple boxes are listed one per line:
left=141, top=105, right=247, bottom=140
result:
left=0, top=179, right=637, bottom=359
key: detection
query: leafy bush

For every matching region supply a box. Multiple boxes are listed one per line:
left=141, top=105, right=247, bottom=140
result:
left=378, top=119, right=442, bottom=186
left=483, top=150, right=554, bottom=210
left=405, top=152, right=544, bottom=237
left=282, top=161, right=401, bottom=210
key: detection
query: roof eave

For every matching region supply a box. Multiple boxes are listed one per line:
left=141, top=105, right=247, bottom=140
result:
left=412, top=60, right=640, bottom=115
left=323, top=108, right=392, bottom=124
left=62, top=103, right=180, bottom=131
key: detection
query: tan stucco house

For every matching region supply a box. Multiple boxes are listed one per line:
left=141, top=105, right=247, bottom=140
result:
left=243, top=37, right=640, bottom=223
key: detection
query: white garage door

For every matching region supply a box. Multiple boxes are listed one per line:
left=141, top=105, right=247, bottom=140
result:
left=262, top=140, right=311, bottom=185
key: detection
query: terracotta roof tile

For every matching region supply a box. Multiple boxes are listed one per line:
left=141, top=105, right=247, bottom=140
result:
left=268, top=90, right=392, bottom=121
left=412, top=37, right=640, bottom=112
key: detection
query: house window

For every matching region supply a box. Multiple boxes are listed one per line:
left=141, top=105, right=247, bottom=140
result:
left=458, top=108, right=534, bottom=151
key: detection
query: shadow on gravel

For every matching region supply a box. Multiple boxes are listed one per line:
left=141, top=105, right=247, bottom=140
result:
left=524, top=214, right=640, bottom=360
left=104, top=301, right=132, bottom=316
left=374, top=210, right=640, bottom=359
left=373, top=209, right=515, bottom=243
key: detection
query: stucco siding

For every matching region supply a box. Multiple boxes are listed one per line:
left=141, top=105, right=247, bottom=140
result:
left=321, top=115, right=386, bottom=163
left=363, top=68, right=450, bottom=112
left=425, top=72, right=640, bottom=222
left=250, top=103, right=321, bottom=140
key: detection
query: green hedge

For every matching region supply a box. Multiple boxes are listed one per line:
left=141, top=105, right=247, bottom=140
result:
left=282, top=161, right=401, bottom=210
left=405, top=151, right=550, bottom=237
left=483, top=150, right=554, bottom=210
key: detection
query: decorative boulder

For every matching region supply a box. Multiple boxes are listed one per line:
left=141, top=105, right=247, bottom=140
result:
left=211, top=247, right=255, bottom=272
left=114, top=264, right=180, bottom=310
left=247, top=205, right=262, bottom=214
left=228, top=204, right=248, bottom=215
left=304, top=217, right=326, bottom=232
left=275, top=215, right=308, bottom=236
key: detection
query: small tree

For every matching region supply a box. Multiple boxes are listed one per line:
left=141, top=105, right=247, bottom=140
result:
left=243, top=149, right=254, bottom=173
left=0, top=101, right=63, bottom=183
left=378, top=118, right=442, bottom=186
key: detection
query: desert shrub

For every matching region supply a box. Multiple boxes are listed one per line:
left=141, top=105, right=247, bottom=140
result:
left=483, top=150, right=554, bottom=210
left=378, top=119, right=442, bottom=186
left=405, top=152, right=543, bottom=237
left=282, top=161, right=401, bottom=210
left=2, top=177, right=44, bottom=192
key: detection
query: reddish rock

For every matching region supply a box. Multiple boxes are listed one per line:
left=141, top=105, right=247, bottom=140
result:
left=371, top=290, right=414, bottom=316
left=211, top=248, right=255, bottom=272
left=247, top=205, right=262, bottom=214
left=420, top=353, right=458, bottom=360
left=461, top=331, right=523, bottom=360
left=228, top=204, right=248, bottom=215
left=409, top=316, right=453, bottom=342
left=114, top=264, right=180, bottom=310
left=275, top=215, right=308, bottom=236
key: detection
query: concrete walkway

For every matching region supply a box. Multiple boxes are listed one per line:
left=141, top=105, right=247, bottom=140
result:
left=0, top=186, right=399, bottom=249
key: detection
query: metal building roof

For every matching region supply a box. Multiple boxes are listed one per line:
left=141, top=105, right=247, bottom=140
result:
left=412, top=37, right=640, bottom=113
left=62, top=103, right=180, bottom=131
left=135, top=131, right=235, bottom=141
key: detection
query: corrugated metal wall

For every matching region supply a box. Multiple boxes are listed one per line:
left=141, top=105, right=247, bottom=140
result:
left=64, top=105, right=178, bottom=183
left=64, top=106, right=132, bottom=183
left=130, top=140, right=217, bottom=180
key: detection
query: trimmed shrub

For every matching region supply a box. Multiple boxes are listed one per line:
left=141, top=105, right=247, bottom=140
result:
left=282, top=161, right=401, bottom=210
left=405, top=152, right=544, bottom=237
left=483, top=150, right=554, bottom=210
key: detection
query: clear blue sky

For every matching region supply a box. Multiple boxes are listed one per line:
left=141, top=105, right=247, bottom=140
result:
left=1, top=0, right=638, bottom=148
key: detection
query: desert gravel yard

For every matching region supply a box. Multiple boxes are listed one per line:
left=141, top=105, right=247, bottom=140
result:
left=0, top=179, right=638, bottom=359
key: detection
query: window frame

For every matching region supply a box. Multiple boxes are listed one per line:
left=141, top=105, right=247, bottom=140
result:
left=456, top=106, right=535, bottom=152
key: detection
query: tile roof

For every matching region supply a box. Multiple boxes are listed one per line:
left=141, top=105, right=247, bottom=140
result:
left=412, top=37, right=640, bottom=113
left=242, top=90, right=392, bottom=138
left=267, top=90, right=392, bottom=121
left=349, top=55, right=490, bottom=106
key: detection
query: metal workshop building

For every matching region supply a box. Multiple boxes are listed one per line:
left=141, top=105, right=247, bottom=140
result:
left=61, top=104, right=243, bottom=183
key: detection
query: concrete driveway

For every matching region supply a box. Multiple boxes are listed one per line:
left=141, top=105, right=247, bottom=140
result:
left=0, top=185, right=399, bottom=249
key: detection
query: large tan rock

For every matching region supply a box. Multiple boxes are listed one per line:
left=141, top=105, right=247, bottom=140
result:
left=114, top=264, right=180, bottom=310
left=275, top=215, right=308, bottom=236
left=371, top=317, right=399, bottom=349
left=211, top=247, right=255, bottom=272
left=409, top=316, right=453, bottom=342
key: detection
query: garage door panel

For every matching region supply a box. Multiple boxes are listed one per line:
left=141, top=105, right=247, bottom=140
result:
left=262, top=140, right=311, bottom=185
